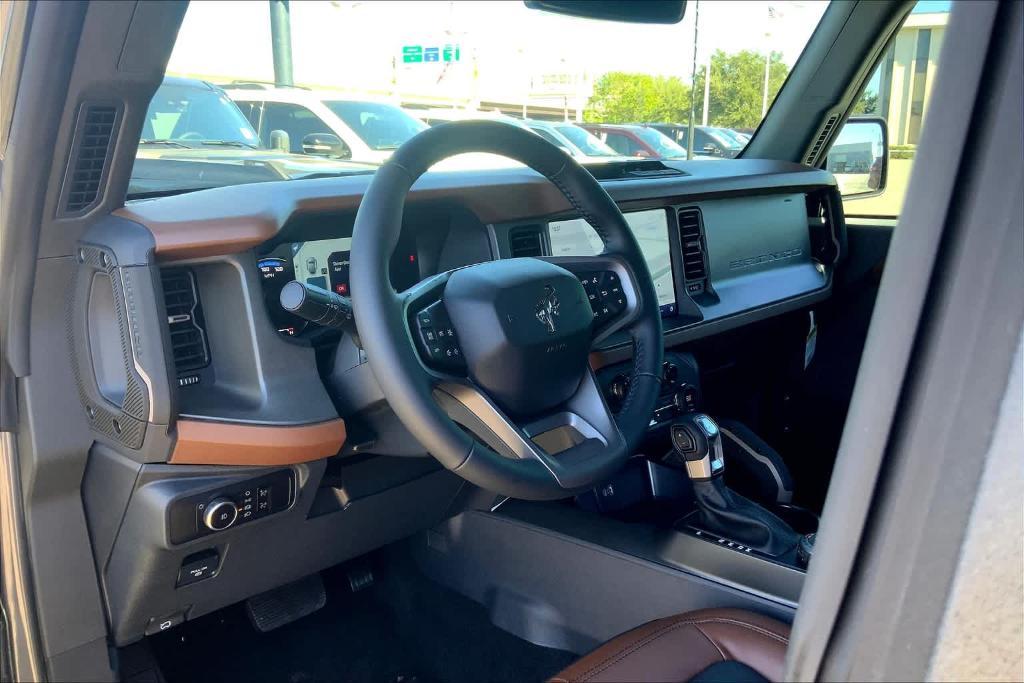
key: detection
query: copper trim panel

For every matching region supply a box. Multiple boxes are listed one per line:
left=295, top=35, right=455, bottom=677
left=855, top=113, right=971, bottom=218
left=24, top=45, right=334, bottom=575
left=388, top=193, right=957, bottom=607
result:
left=170, top=417, right=347, bottom=466
left=114, top=171, right=571, bottom=261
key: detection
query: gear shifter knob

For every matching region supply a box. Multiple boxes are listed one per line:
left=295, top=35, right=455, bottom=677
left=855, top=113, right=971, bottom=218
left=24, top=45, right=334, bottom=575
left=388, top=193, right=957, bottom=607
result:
left=670, top=413, right=725, bottom=480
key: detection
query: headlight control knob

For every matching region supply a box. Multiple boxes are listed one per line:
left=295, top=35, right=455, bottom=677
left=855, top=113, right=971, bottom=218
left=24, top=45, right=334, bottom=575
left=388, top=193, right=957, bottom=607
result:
left=203, top=498, right=238, bottom=531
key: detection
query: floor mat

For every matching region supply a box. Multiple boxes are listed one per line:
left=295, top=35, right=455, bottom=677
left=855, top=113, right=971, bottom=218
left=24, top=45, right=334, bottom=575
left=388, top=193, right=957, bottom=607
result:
left=148, top=552, right=575, bottom=683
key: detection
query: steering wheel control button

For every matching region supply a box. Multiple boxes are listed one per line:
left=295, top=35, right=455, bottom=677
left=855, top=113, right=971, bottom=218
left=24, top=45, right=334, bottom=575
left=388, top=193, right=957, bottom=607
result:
left=578, top=270, right=627, bottom=324
left=414, top=301, right=465, bottom=371
left=177, top=549, right=220, bottom=587
left=203, top=499, right=238, bottom=531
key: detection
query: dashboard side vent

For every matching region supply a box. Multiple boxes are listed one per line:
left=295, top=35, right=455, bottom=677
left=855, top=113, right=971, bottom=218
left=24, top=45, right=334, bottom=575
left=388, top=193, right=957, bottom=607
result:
left=508, top=227, right=544, bottom=257
left=803, top=114, right=840, bottom=166
left=678, top=208, right=708, bottom=295
left=62, top=104, right=119, bottom=214
left=161, top=269, right=210, bottom=375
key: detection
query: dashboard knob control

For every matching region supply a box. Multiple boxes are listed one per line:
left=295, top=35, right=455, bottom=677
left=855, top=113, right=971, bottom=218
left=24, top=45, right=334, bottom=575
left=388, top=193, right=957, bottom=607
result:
left=609, top=375, right=630, bottom=402
left=203, top=499, right=238, bottom=531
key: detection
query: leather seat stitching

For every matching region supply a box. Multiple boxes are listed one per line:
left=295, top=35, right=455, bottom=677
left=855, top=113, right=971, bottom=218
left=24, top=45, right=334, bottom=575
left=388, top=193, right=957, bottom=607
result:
left=570, top=617, right=789, bottom=681
left=692, top=624, right=727, bottom=662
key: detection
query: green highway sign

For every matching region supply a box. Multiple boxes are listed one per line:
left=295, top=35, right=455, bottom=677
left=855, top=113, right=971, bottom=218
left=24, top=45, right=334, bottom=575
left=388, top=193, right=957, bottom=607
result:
left=402, top=44, right=461, bottom=64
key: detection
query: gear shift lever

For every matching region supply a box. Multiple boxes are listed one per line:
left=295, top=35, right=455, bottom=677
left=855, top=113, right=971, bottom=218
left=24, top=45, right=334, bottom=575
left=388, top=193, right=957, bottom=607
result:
left=670, top=414, right=726, bottom=480
left=669, top=414, right=801, bottom=558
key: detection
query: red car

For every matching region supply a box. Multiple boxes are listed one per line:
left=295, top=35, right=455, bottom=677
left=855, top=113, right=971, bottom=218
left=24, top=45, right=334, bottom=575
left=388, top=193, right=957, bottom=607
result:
left=581, top=123, right=690, bottom=160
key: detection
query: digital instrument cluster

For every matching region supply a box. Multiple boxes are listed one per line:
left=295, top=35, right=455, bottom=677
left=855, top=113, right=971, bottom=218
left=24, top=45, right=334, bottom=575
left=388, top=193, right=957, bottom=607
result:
left=258, top=235, right=419, bottom=337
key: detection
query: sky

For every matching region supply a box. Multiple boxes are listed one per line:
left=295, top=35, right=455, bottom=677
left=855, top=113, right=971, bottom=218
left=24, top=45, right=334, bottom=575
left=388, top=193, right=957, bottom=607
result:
left=168, top=0, right=830, bottom=102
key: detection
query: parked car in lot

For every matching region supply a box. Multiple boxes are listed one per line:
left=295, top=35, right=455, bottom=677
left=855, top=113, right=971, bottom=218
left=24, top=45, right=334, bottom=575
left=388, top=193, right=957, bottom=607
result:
left=645, top=123, right=746, bottom=158
left=224, top=84, right=428, bottom=164
left=408, top=110, right=625, bottom=164
left=407, top=107, right=518, bottom=128
left=520, top=120, right=623, bottom=162
left=581, top=123, right=690, bottom=160
left=132, top=77, right=377, bottom=196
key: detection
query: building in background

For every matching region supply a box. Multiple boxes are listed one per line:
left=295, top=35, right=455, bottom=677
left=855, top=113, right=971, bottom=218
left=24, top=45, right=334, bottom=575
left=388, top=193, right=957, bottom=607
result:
left=875, top=8, right=948, bottom=146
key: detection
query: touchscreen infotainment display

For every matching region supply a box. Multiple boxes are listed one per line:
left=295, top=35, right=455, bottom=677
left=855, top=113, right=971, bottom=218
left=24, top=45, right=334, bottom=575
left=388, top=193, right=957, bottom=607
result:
left=548, top=208, right=677, bottom=316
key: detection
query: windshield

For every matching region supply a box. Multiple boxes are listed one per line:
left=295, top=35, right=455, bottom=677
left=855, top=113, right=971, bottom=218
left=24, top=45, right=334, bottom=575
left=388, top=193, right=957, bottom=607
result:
left=141, top=82, right=258, bottom=146
left=633, top=127, right=689, bottom=159
left=131, top=1, right=829, bottom=197
left=555, top=125, right=619, bottom=157
left=324, top=101, right=428, bottom=151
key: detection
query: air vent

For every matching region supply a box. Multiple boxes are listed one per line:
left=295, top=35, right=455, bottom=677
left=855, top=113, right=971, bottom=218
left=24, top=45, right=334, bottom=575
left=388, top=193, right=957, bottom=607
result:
left=63, top=105, right=119, bottom=214
left=678, top=208, right=708, bottom=295
left=803, top=114, right=840, bottom=166
left=509, top=227, right=544, bottom=257
left=161, top=269, right=210, bottom=375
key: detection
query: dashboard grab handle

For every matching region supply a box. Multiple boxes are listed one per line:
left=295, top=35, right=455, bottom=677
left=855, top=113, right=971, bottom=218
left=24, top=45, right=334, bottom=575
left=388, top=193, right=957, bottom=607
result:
left=280, top=280, right=359, bottom=342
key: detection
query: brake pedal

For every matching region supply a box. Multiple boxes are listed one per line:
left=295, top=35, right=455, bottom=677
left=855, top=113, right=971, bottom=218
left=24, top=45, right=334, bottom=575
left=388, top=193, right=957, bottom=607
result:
left=245, top=573, right=326, bottom=633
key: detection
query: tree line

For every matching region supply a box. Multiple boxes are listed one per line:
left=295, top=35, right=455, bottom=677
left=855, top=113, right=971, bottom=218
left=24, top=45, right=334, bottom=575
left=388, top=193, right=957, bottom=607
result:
left=585, top=49, right=876, bottom=129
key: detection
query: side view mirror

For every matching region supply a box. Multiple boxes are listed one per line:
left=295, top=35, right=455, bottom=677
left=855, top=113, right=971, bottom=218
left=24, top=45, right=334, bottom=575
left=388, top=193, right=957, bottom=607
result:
left=703, top=143, right=720, bottom=156
left=826, top=116, right=889, bottom=198
left=269, top=129, right=291, bottom=153
left=301, top=133, right=350, bottom=159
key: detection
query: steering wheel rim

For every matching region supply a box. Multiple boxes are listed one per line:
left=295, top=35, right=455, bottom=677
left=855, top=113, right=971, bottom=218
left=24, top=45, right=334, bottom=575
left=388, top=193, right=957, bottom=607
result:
left=351, top=120, right=663, bottom=500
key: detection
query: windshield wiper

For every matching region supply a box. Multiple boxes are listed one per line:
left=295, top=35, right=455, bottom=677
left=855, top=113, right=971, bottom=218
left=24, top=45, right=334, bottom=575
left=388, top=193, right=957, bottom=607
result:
left=200, top=139, right=259, bottom=149
left=139, top=139, right=190, bottom=148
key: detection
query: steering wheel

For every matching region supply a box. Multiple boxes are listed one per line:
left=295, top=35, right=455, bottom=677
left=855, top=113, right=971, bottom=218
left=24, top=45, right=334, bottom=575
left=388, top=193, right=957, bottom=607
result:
left=178, top=132, right=204, bottom=140
left=350, top=121, right=663, bottom=500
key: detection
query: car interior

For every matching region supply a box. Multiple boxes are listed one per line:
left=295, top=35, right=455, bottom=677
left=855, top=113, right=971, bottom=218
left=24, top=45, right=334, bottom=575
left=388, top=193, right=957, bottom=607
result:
left=0, top=1, right=1021, bottom=682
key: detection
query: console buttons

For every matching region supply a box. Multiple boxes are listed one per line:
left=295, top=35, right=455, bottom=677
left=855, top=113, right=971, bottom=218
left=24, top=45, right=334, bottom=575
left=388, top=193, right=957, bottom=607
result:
left=678, top=384, right=699, bottom=412
left=256, top=485, right=271, bottom=517
left=172, top=470, right=295, bottom=544
left=177, top=549, right=220, bottom=587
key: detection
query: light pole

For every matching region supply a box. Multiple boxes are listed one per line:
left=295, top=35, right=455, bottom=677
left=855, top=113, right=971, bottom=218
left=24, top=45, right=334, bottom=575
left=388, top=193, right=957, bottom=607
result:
left=762, top=4, right=784, bottom=118
left=269, top=0, right=294, bottom=87
left=686, top=0, right=701, bottom=160
left=702, top=59, right=710, bottom=126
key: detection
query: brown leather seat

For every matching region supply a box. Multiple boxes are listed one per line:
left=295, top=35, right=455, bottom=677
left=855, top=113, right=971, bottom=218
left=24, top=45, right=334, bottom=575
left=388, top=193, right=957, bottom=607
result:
left=551, top=608, right=790, bottom=683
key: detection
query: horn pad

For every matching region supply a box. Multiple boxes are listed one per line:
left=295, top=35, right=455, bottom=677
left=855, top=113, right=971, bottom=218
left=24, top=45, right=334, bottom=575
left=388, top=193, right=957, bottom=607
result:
left=444, top=258, right=594, bottom=417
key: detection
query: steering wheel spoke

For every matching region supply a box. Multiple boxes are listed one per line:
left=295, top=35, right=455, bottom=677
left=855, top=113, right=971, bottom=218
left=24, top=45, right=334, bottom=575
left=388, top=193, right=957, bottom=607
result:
left=433, top=370, right=625, bottom=490
left=542, top=255, right=642, bottom=344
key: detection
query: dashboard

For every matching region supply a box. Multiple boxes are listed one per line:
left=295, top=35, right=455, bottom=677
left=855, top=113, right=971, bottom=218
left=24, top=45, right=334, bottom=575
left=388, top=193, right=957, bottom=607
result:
left=80, top=158, right=844, bottom=646
left=108, top=158, right=845, bottom=425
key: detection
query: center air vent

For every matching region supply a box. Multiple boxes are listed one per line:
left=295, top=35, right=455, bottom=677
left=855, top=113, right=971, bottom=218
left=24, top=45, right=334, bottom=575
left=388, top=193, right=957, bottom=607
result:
left=62, top=104, right=120, bottom=215
left=161, top=269, right=210, bottom=376
left=678, top=208, right=708, bottom=295
left=508, top=227, right=544, bottom=257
